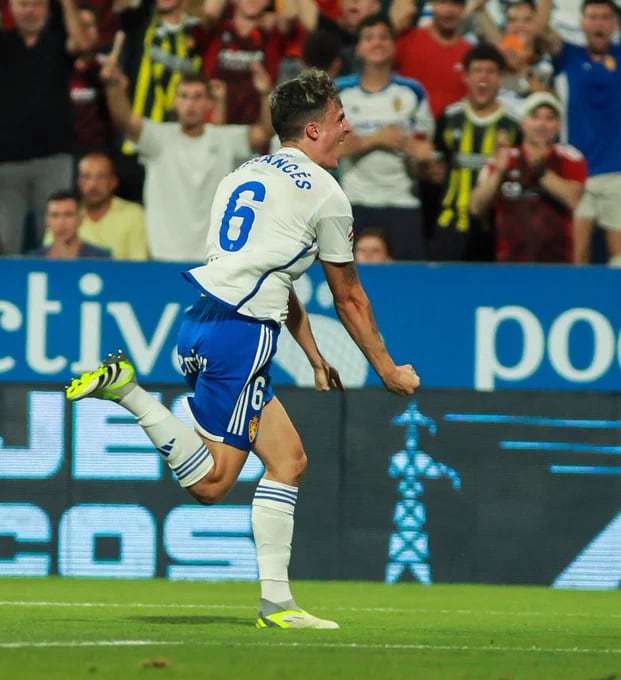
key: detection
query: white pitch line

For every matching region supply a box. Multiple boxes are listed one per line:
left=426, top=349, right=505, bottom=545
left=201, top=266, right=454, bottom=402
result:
left=0, top=601, right=619, bottom=619
left=0, top=640, right=181, bottom=649
left=0, top=640, right=619, bottom=655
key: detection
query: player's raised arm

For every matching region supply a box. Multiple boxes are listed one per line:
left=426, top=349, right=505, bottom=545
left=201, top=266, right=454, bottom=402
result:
left=321, top=260, right=419, bottom=396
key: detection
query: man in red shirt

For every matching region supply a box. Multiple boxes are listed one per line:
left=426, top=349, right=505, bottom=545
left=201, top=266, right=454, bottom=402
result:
left=395, top=0, right=471, bottom=119
left=470, top=91, right=587, bottom=263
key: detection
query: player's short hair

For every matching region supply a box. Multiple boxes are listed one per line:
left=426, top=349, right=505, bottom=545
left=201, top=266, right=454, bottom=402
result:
left=581, top=0, right=619, bottom=16
left=462, top=43, right=506, bottom=72
left=47, top=190, right=80, bottom=208
left=270, top=68, right=342, bottom=142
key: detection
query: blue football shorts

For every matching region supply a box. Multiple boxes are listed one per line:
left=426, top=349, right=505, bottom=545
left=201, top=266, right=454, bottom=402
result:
left=176, top=295, right=280, bottom=451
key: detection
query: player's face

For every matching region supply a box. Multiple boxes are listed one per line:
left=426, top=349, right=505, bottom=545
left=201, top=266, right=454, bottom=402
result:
left=354, top=235, right=391, bottom=263
left=314, top=99, right=352, bottom=170
left=581, top=4, right=618, bottom=54
left=46, top=200, right=81, bottom=243
left=521, top=105, right=560, bottom=145
left=464, top=60, right=502, bottom=110
left=356, top=22, right=395, bottom=67
left=10, top=0, right=48, bottom=35
left=431, top=0, right=465, bottom=36
left=78, top=157, right=118, bottom=208
left=175, top=83, right=210, bottom=130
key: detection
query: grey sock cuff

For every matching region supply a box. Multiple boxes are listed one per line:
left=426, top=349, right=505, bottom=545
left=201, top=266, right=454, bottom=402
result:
left=259, top=598, right=299, bottom=615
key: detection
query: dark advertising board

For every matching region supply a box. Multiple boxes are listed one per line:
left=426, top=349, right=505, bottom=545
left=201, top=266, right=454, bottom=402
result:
left=1, top=386, right=619, bottom=588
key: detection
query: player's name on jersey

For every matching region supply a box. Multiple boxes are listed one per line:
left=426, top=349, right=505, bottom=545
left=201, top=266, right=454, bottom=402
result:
left=240, top=153, right=314, bottom=190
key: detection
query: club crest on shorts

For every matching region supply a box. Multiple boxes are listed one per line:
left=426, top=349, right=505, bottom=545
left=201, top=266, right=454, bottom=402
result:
left=249, top=415, right=260, bottom=443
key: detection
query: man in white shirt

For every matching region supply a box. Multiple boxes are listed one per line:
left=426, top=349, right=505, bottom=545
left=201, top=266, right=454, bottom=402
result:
left=66, top=69, right=420, bottom=629
left=101, top=59, right=273, bottom=261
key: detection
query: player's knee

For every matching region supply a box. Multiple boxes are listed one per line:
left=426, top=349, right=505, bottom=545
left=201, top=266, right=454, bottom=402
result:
left=269, top=446, right=307, bottom=484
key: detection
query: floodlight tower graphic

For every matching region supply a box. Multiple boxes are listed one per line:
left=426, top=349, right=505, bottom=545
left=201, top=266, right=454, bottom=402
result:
left=386, top=400, right=461, bottom=584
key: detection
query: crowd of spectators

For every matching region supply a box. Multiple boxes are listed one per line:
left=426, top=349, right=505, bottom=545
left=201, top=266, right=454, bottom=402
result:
left=0, top=0, right=620, bottom=264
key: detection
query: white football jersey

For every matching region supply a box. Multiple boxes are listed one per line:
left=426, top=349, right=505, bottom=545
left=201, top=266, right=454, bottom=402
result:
left=184, top=147, right=354, bottom=324
left=336, top=74, right=435, bottom=208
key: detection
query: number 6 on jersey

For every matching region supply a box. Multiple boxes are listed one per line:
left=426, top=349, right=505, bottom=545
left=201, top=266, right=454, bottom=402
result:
left=219, top=181, right=267, bottom=252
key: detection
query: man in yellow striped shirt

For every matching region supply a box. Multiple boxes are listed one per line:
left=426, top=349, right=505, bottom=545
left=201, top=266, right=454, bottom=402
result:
left=430, top=43, right=522, bottom=261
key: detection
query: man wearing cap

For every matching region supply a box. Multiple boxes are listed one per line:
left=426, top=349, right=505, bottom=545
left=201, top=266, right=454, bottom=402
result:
left=470, top=91, right=587, bottom=263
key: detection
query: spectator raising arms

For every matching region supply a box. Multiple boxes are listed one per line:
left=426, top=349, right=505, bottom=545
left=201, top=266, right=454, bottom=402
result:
left=101, top=54, right=273, bottom=261
left=467, top=0, right=554, bottom=98
left=113, top=0, right=209, bottom=199
left=69, top=4, right=116, bottom=160
left=394, top=0, right=472, bottom=119
left=538, top=0, right=621, bottom=264
left=201, top=0, right=305, bottom=124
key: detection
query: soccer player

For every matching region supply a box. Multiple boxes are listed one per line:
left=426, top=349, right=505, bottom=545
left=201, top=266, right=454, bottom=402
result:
left=65, top=69, right=420, bottom=629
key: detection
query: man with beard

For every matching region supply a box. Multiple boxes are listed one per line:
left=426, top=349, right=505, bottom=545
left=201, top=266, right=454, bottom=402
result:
left=538, top=0, right=621, bottom=264
left=470, top=91, right=586, bottom=263
left=77, top=152, right=149, bottom=260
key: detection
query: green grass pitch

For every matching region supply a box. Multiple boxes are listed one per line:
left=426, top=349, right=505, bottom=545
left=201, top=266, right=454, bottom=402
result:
left=0, top=578, right=619, bottom=679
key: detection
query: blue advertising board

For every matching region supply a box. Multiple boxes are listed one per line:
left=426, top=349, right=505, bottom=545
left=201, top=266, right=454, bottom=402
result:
left=1, top=259, right=620, bottom=390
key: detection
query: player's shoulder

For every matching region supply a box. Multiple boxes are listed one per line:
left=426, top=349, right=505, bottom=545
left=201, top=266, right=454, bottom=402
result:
left=553, top=143, right=585, bottom=162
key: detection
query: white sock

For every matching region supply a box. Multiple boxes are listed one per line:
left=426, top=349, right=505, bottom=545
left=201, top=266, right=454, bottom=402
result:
left=119, top=385, right=213, bottom=487
left=252, top=478, right=298, bottom=605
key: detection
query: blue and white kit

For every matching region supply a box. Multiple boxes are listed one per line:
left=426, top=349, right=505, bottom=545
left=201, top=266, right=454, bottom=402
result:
left=178, top=147, right=354, bottom=449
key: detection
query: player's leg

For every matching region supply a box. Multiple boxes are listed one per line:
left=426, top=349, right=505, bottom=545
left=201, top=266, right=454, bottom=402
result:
left=65, top=351, right=216, bottom=489
left=251, top=396, right=339, bottom=629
